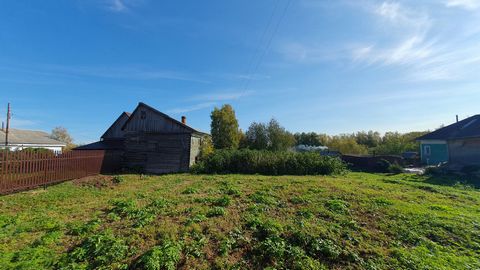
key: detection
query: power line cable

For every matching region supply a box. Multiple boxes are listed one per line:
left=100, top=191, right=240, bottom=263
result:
left=240, top=0, right=281, bottom=92
left=242, top=0, right=292, bottom=95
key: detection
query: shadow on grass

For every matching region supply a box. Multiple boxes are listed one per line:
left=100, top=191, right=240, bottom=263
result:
left=421, top=174, right=480, bottom=189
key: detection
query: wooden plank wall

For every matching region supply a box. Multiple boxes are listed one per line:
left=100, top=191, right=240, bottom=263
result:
left=123, top=133, right=191, bottom=174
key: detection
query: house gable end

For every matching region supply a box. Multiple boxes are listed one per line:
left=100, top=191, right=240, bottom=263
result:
left=101, top=112, right=130, bottom=140
left=121, top=102, right=195, bottom=134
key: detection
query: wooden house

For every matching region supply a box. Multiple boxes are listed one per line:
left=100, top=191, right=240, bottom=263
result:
left=417, top=115, right=480, bottom=167
left=76, top=102, right=208, bottom=173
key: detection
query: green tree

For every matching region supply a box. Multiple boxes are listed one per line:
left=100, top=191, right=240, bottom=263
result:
left=245, top=122, right=269, bottom=150
left=326, top=134, right=368, bottom=155
left=294, top=132, right=323, bottom=146
left=210, top=104, right=240, bottom=149
left=198, top=136, right=214, bottom=160
left=355, top=130, right=382, bottom=148
left=267, top=119, right=296, bottom=151
left=50, top=126, right=75, bottom=150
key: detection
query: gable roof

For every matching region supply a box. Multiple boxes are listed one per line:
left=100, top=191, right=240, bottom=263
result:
left=121, top=102, right=207, bottom=135
left=0, top=129, right=66, bottom=146
left=417, top=115, right=480, bottom=141
left=100, top=111, right=130, bottom=139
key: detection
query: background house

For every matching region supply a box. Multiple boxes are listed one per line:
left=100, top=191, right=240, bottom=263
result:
left=417, top=115, right=480, bottom=167
left=76, top=102, right=208, bottom=173
left=0, top=129, right=66, bottom=153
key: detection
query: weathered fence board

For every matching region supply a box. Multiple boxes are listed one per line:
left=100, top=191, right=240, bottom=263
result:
left=0, top=150, right=107, bottom=195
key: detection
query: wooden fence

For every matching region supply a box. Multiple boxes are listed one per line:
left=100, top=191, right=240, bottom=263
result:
left=0, top=150, right=107, bottom=195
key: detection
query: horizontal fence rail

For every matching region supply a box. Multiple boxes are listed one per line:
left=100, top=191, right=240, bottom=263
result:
left=0, top=150, right=106, bottom=195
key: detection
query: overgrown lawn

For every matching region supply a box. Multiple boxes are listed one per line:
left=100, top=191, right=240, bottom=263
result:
left=0, top=173, right=479, bottom=269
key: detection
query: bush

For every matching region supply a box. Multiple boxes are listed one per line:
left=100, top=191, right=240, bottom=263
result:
left=134, top=240, right=182, bottom=270
left=191, top=149, right=348, bottom=175
left=388, top=163, right=404, bottom=174
left=59, top=231, right=129, bottom=269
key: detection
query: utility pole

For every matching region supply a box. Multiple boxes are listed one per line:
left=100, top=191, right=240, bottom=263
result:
left=5, top=103, right=10, bottom=146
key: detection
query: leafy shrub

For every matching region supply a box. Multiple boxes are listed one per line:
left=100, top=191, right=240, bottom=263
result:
left=249, top=191, right=278, bottom=205
left=182, top=187, right=198, bottom=194
left=325, top=199, right=349, bottom=214
left=206, top=207, right=226, bottom=217
left=191, top=149, right=348, bottom=175
left=134, top=240, right=182, bottom=270
left=112, top=175, right=125, bottom=184
left=59, top=231, right=129, bottom=269
left=109, top=199, right=168, bottom=228
left=67, top=219, right=101, bottom=236
left=212, top=195, right=232, bottom=207
left=388, top=163, right=404, bottom=174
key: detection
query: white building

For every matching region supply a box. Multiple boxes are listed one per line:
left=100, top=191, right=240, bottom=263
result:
left=0, top=129, right=66, bottom=153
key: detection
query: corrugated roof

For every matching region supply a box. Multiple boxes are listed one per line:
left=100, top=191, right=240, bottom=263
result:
left=417, top=115, right=480, bottom=140
left=0, top=129, right=66, bottom=145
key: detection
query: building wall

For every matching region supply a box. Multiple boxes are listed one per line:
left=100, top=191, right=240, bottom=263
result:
left=123, top=133, right=191, bottom=174
left=189, top=135, right=202, bottom=166
left=420, top=140, right=448, bottom=165
left=448, top=138, right=480, bottom=166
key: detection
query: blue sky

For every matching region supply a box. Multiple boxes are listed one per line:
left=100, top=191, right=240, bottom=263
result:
left=1, top=0, right=479, bottom=143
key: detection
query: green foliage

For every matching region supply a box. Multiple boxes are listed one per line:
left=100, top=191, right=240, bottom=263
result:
left=325, top=199, right=349, bottom=213
left=206, top=207, right=226, bottom=217
left=182, top=187, right=198, bottom=194
left=59, top=231, right=129, bottom=269
left=109, top=198, right=168, bottom=228
left=245, top=122, right=270, bottom=150
left=192, top=149, right=348, bottom=175
left=112, top=175, right=125, bottom=184
left=198, top=136, right=214, bottom=160
left=1, top=172, right=479, bottom=269
left=134, top=240, right=182, bottom=270
left=294, top=132, right=324, bottom=146
left=388, top=163, right=404, bottom=174
left=245, top=119, right=296, bottom=151
left=326, top=134, right=369, bottom=155
left=210, top=104, right=241, bottom=149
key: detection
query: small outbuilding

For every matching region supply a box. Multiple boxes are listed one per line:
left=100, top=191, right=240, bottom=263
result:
left=417, top=115, right=480, bottom=167
left=76, top=102, right=208, bottom=174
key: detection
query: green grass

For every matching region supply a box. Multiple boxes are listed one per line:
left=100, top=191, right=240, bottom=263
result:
left=0, top=173, right=479, bottom=269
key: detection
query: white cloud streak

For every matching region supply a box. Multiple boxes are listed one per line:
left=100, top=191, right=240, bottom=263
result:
left=445, top=0, right=480, bottom=10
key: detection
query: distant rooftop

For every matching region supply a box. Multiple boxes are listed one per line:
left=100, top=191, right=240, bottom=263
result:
left=417, top=115, right=480, bottom=141
left=0, top=129, right=66, bottom=145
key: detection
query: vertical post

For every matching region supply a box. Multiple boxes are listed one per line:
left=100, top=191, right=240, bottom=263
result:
left=5, top=103, right=10, bottom=147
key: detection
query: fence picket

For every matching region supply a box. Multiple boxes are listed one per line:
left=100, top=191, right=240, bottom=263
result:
left=0, top=150, right=107, bottom=194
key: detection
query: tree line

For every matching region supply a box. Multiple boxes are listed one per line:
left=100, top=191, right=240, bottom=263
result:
left=207, top=104, right=428, bottom=156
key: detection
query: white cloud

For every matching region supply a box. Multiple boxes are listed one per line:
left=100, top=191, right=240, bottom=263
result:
left=375, top=2, right=401, bottom=21
left=107, top=0, right=128, bottom=12
left=167, top=102, right=216, bottom=114
left=353, top=35, right=434, bottom=66
left=445, top=0, right=480, bottom=10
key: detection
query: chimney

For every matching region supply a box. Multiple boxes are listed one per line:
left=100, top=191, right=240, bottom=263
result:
left=456, top=115, right=459, bottom=123
left=181, top=116, right=186, bottom=125
left=1, top=122, right=3, bottom=131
